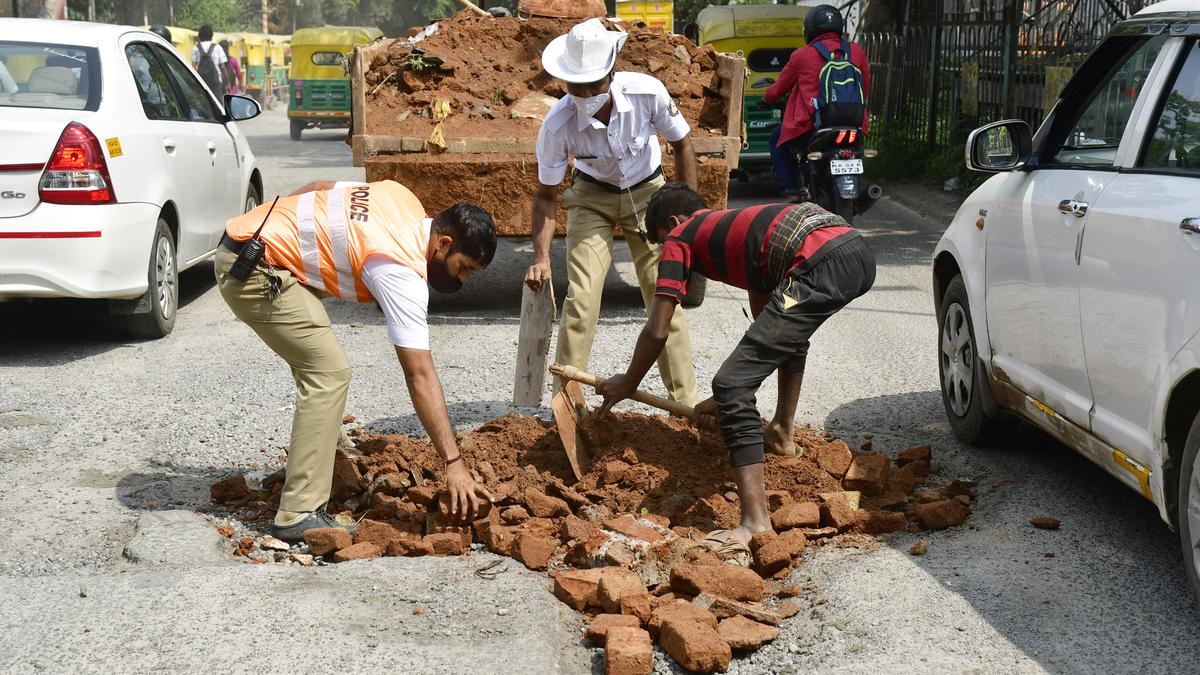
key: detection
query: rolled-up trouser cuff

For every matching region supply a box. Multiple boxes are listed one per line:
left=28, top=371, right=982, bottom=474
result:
left=727, top=441, right=765, bottom=467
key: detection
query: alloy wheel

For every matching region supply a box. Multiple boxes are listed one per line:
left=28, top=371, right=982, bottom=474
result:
left=941, top=302, right=973, bottom=417
left=1189, top=450, right=1200, bottom=584
left=154, top=235, right=177, bottom=320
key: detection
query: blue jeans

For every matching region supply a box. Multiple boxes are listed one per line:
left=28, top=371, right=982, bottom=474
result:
left=769, top=125, right=813, bottom=196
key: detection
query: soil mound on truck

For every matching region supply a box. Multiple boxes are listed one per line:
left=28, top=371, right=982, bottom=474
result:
left=363, top=10, right=729, bottom=140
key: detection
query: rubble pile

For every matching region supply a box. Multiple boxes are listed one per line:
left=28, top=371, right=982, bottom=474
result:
left=208, top=413, right=974, bottom=672
left=363, top=11, right=730, bottom=141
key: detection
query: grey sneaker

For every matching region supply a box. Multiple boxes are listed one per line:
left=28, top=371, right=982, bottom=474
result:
left=271, top=507, right=355, bottom=543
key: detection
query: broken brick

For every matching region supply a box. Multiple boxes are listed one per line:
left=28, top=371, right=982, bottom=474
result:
left=914, top=500, right=970, bottom=530
left=547, top=480, right=591, bottom=511
left=1030, top=517, right=1061, bottom=530
left=553, top=568, right=607, bottom=610
left=751, top=530, right=807, bottom=576
left=386, top=537, right=433, bottom=557
left=513, top=533, right=557, bottom=570
left=867, top=490, right=909, bottom=511
left=524, top=488, right=570, bottom=518
left=500, top=506, right=530, bottom=524
left=603, top=514, right=666, bottom=543
left=602, top=460, right=632, bottom=485
left=648, top=599, right=718, bottom=638
left=718, top=616, right=779, bottom=651
left=216, top=523, right=235, bottom=538
left=820, top=493, right=857, bottom=532
left=843, top=453, right=891, bottom=496
left=565, top=530, right=611, bottom=567
left=659, top=616, right=732, bottom=673
left=778, top=600, right=801, bottom=618
left=770, top=502, right=820, bottom=531
left=619, top=592, right=653, bottom=625
left=585, top=613, right=642, bottom=646
left=332, top=541, right=382, bottom=562
left=423, top=532, right=468, bottom=556
left=598, top=567, right=647, bottom=613
left=330, top=451, right=368, bottom=502
left=693, top=593, right=782, bottom=626
left=560, top=514, right=597, bottom=543
left=766, top=490, right=793, bottom=511
left=896, top=445, right=931, bottom=466
left=604, top=541, right=637, bottom=569
left=604, top=626, right=653, bottom=675
left=946, top=479, right=976, bottom=498
left=864, top=510, right=906, bottom=534
left=909, top=538, right=929, bottom=555
left=406, top=485, right=437, bottom=506
left=304, top=527, right=352, bottom=556
left=353, top=519, right=407, bottom=549
left=816, top=439, right=854, bottom=479
left=819, top=490, right=861, bottom=510
left=670, top=563, right=763, bottom=602
left=210, top=475, right=250, bottom=504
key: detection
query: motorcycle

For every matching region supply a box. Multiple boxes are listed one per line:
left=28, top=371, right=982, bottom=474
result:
left=791, top=126, right=883, bottom=224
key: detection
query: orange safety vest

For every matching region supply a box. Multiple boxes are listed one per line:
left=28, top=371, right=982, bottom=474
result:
left=225, top=180, right=429, bottom=302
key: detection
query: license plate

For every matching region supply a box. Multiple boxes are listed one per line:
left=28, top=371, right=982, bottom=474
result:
left=829, top=159, right=864, bottom=175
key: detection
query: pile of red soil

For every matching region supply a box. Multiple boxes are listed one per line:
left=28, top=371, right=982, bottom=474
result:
left=363, top=11, right=730, bottom=140
left=208, top=413, right=974, bottom=672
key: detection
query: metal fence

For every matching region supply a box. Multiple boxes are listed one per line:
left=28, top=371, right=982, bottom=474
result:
left=860, top=0, right=1151, bottom=157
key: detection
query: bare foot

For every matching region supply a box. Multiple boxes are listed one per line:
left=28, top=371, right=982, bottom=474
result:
left=765, top=420, right=797, bottom=457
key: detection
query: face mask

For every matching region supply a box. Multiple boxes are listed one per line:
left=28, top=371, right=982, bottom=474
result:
left=571, top=92, right=610, bottom=118
left=427, top=258, right=463, bottom=294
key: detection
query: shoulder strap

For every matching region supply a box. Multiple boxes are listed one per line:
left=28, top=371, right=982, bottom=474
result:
left=811, top=40, right=832, bottom=61
left=841, top=40, right=852, bottom=60
left=204, top=43, right=215, bottom=57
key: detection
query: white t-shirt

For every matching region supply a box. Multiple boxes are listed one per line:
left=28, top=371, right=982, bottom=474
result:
left=191, top=41, right=228, bottom=84
left=536, top=71, right=691, bottom=189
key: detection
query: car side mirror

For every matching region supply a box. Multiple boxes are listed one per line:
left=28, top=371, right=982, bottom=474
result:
left=965, top=119, right=1033, bottom=172
left=224, top=94, right=261, bottom=122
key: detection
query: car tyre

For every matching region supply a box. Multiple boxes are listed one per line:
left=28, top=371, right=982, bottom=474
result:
left=290, top=118, right=303, bottom=141
left=938, top=275, right=1006, bottom=444
left=245, top=182, right=260, bottom=213
left=123, top=218, right=178, bottom=339
left=1177, top=413, right=1200, bottom=606
left=681, top=273, right=707, bottom=308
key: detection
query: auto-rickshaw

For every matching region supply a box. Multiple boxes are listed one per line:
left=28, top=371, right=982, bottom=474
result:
left=615, top=1, right=673, bottom=32
left=697, top=4, right=807, bottom=170
left=287, top=26, right=382, bottom=140
left=268, top=35, right=291, bottom=103
left=140, top=25, right=197, bottom=61
left=238, top=33, right=272, bottom=105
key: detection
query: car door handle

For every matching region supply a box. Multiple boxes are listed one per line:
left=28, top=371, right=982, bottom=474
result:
left=1058, top=199, right=1089, bottom=218
left=206, top=141, right=217, bottom=155
left=162, top=138, right=176, bottom=153
left=1181, top=218, right=1200, bottom=235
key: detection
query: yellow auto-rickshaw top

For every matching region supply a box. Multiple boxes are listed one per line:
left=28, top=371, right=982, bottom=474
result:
left=290, top=26, right=383, bottom=47
left=697, top=5, right=807, bottom=44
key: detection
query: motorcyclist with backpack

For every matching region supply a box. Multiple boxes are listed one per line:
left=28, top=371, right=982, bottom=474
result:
left=191, top=24, right=234, bottom=97
left=763, top=5, right=871, bottom=202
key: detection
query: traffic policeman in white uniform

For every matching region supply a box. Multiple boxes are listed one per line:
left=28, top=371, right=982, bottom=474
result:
left=524, top=18, right=699, bottom=406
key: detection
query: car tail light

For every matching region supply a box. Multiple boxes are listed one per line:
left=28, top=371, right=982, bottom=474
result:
left=39, top=122, right=115, bottom=205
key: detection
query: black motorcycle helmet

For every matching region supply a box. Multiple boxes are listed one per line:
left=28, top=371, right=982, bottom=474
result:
left=804, top=4, right=844, bottom=43
left=149, top=25, right=172, bottom=42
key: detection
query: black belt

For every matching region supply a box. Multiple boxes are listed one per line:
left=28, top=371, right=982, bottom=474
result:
left=573, top=166, right=662, bottom=193
left=221, top=231, right=246, bottom=254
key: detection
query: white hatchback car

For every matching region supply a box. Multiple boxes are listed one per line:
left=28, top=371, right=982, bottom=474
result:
left=0, top=20, right=262, bottom=337
left=933, top=0, right=1200, bottom=602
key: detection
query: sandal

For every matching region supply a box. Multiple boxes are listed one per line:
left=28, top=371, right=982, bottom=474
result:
left=702, top=529, right=752, bottom=568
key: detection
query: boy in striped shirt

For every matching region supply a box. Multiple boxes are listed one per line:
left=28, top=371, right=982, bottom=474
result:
left=597, top=183, right=876, bottom=548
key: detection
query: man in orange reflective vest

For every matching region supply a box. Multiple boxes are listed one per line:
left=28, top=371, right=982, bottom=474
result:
left=217, top=179, right=497, bottom=543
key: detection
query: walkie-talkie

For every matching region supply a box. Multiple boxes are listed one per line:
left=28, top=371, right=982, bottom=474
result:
left=229, top=196, right=279, bottom=282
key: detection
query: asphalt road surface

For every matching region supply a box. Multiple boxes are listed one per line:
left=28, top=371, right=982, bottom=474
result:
left=1, top=106, right=1197, bottom=673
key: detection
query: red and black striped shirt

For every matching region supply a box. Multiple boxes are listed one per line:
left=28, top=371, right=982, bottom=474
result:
left=655, top=202, right=857, bottom=303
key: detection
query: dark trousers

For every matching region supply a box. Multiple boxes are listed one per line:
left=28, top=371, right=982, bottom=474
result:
left=769, top=125, right=813, bottom=196
left=713, top=236, right=876, bottom=467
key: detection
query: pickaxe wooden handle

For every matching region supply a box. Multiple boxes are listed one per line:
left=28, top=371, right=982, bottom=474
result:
left=550, top=364, right=696, bottom=419
left=457, top=0, right=492, bottom=17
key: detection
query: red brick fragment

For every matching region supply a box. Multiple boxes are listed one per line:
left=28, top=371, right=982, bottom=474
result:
left=604, top=626, right=653, bottom=675
left=513, top=533, right=557, bottom=570
left=553, top=568, right=607, bottom=610
left=216, top=524, right=235, bottom=538
left=865, top=510, right=906, bottom=534
left=604, top=514, right=666, bottom=543
left=766, top=490, right=793, bottom=511
left=386, top=538, right=433, bottom=557
left=659, top=616, right=732, bottom=672
left=820, top=493, right=857, bottom=531
left=585, top=614, right=642, bottom=646
left=816, top=439, right=854, bottom=479
left=770, top=502, right=820, bottom=531
left=669, top=563, right=763, bottom=602
left=561, top=514, right=597, bottom=543
left=914, top=500, right=970, bottom=529
left=718, top=616, right=779, bottom=651
left=619, top=592, right=653, bottom=625
left=406, top=485, right=437, bottom=506
left=896, top=445, right=931, bottom=466
left=598, top=568, right=647, bottom=613
left=423, top=532, right=469, bottom=556
left=648, top=599, right=718, bottom=638
left=354, top=519, right=407, bottom=549
left=210, top=475, right=250, bottom=504
left=332, top=542, right=382, bottom=562
left=523, top=488, right=570, bottom=518
left=843, top=453, right=891, bottom=496
left=304, top=528, right=352, bottom=556
left=1030, top=517, right=1060, bottom=530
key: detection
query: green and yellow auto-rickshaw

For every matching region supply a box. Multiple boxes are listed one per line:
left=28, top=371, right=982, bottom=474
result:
left=697, top=4, right=807, bottom=169
left=287, top=26, right=382, bottom=140
left=237, top=33, right=272, bottom=105
left=268, top=35, right=291, bottom=103
left=140, top=25, right=197, bottom=61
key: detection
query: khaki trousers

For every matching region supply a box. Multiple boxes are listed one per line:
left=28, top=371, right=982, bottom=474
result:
left=214, top=247, right=352, bottom=527
left=555, top=174, right=698, bottom=406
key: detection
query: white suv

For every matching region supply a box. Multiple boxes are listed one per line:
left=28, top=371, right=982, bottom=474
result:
left=934, top=0, right=1200, bottom=602
left=0, top=20, right=262, bottom=337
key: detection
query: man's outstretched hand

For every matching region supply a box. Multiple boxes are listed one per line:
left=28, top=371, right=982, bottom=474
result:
left=445, top=461, right=494, bottom=521
left=596, top=373, right=635, bottom=417
left=693, top=397, right=718, bottom=430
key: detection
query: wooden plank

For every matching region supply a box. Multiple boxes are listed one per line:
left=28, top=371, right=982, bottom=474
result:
left=513, top=283, right=556, bottom=407
left=351, top=39, right=393, bottom=168
left=722, top=56, right=746, bottom=141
